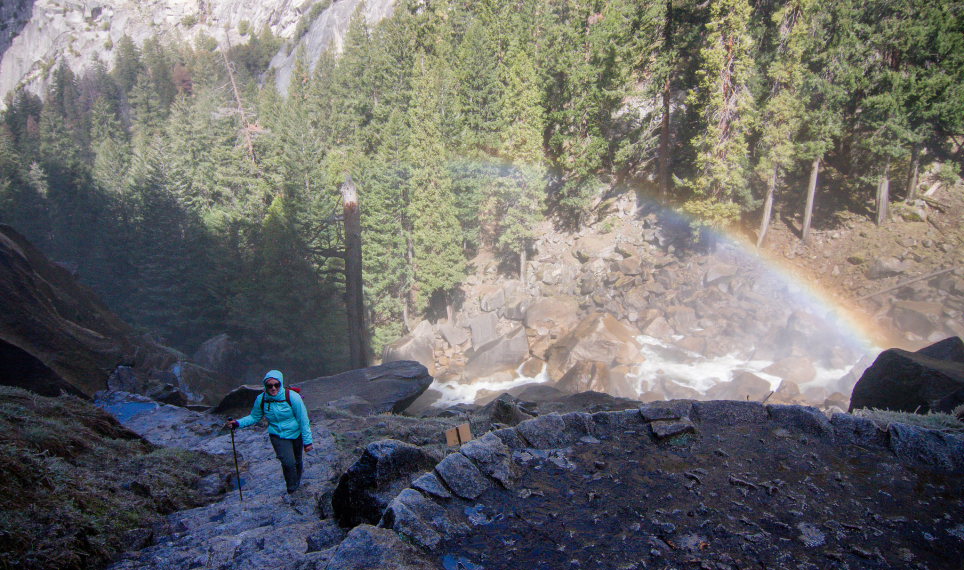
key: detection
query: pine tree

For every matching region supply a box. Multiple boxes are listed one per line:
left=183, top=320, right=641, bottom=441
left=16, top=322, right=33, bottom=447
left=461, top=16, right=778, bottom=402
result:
left=129, top=71, right=166, bottom=146
left=795, top=0, right=850, bottom=242
left=46, top=64, right=90, bottom=163
left=542, top=0, right=637, bottom=222
left=2, top=90, right=43, bottom=158
left=754, top=0, right=810, bottom=247
left=163, top=86, right=231, bottom=209
left=406, top=53, right=465, bottom=315
left=0, top=124, right=25, bottom=223
left=121, top=140, right=224, bottom=349
left=684, top=0, right=757, bottom=227
left=89, top=96, right=131, bottom=196
left=884, top=0, right=964, bottom=201
left=494, top=38, right=546, bottom=285
left=361, top=109, right=412, bottom=350
left=142, top=37, right=177, bottom=112
left=454, top=17, right=504, bottom=152
left=112, top=35, right=143, bottom=94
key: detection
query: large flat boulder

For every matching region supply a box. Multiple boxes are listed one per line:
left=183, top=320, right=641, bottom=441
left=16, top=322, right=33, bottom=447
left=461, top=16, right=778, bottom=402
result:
left=849, top=337, right=964, bottom=413
left=889, top=301, right=946, bottom=340
left=555, top=360, right=611, bottom=394
left=545, top=313, right=642, bottom=381
left=382, top=322, right=435, bottom=375
left=524, top=296, right=580, bottom=336
left=192, top=333, right=248, bottom=380
left=214, top=361, right=434, bottom=416
left=467, top=312, right=499, bottom=349
left=705, top=371, right=772, bottom=401
left=463, top=326, right=529, bottom=380
left=301, top=361, right=434, bottom=414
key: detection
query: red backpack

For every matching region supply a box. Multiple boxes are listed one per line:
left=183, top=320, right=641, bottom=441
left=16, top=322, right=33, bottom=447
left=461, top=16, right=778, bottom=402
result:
left=261, top=386, right=302, bottom=413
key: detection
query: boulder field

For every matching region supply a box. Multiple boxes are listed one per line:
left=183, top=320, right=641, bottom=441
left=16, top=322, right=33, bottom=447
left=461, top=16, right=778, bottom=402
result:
left=383, top=197, right=964, bottom=411
left=383, top=206, right=881, bottom=410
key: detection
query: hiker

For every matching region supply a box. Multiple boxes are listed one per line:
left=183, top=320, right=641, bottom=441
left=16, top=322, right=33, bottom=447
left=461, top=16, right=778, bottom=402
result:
left=225, top=370, right=313, bottom=494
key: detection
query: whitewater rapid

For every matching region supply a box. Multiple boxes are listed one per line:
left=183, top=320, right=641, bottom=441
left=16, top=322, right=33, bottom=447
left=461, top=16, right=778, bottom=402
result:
left=426, top=335, right=872, bottom=408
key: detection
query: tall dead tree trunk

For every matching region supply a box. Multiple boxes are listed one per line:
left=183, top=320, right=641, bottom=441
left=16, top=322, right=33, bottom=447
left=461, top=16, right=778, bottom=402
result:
left=520, top=247, right=528, bottom=289
left=221, top=43, right=257, bottom=167
left=756, top=167, right=778, bottom=248
left=405, top=237, right=415, bottom=332
left=341, top=175, right=370, bottom=369
left=801, top=157, right=820, bottom=243
left=876, top=160, right=891, bottom=226
left=906, top=144, right=921, bottom=201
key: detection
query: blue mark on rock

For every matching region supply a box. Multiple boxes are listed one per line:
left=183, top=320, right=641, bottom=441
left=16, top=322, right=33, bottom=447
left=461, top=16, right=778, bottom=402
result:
left=442, top=554, right=483, bottom=570
left=102, top=402, right=158, bottom=422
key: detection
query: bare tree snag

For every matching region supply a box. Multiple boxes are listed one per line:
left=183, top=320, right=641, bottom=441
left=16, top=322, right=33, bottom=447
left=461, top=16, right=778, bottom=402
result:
left=520, top=247, right=528, bottom=289
left=876, top=160, right=890, bottom=226
left=906, top=144, right=921, bottom=201
left=342, top=175, right=370, bottom=369
left=221, top=41, right=257, bottom=167
left=756, top=166, right=777, bottom=248
left=801, top=157, right=820, bottom=243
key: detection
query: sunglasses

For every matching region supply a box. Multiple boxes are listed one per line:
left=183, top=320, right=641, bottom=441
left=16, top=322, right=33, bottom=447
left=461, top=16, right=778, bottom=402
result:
left=265, top=382, right=281, bottom=389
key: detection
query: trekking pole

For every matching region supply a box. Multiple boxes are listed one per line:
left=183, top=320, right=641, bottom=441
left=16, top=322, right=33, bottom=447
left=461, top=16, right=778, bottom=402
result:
left=230, top=423, right=244, bottom=504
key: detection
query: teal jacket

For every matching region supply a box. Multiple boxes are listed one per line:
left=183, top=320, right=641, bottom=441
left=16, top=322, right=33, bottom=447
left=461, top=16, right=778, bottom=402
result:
left=236, top=370, right=313, bottom=445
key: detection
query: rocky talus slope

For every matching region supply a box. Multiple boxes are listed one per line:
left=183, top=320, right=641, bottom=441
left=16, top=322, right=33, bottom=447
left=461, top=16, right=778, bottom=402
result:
left=100, top=391, right=964, bottom=570
left=391, top=182, right=963, bottom=412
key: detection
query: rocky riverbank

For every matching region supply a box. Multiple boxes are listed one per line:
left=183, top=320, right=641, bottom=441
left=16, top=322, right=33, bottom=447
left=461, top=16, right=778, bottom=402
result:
left=384, top=183, right=964, bottom=414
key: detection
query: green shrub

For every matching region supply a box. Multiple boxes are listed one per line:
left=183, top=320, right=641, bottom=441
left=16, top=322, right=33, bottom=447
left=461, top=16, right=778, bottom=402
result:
left=681, top=197, right=742, bottom=229
left=936, top=162, right=961, bottom=186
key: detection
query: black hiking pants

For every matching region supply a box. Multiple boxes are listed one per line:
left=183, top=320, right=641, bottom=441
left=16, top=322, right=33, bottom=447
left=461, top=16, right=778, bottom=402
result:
left=269, top=434, right=304, bottom=493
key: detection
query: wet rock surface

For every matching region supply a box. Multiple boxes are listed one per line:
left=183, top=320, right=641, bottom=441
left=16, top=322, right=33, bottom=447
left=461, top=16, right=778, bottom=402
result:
left=428, top=405, right=964, bottom=570
left=100, top=388, right=964, bottom=570
left=101, top=389, right=463, bottom=569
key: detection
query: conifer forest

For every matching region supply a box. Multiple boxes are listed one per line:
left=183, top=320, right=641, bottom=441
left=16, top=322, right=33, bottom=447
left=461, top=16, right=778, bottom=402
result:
left=1, top=0, right=962, bottom=378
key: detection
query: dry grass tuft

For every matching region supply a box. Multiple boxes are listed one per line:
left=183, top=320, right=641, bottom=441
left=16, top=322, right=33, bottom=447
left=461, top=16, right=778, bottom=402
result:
left=0, top=386, right=230, bottom=570
left=853, top=407, right=964, bottom=432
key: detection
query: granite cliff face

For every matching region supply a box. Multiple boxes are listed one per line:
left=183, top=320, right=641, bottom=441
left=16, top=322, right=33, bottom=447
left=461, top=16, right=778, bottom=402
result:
left=0, top=0, right=394, bottom=108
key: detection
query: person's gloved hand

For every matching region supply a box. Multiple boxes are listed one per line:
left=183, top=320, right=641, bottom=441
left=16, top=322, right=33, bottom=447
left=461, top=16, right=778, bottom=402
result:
left=226, top=419, right=239, bottom=430
left=304, top=444, right=313, bottom=453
